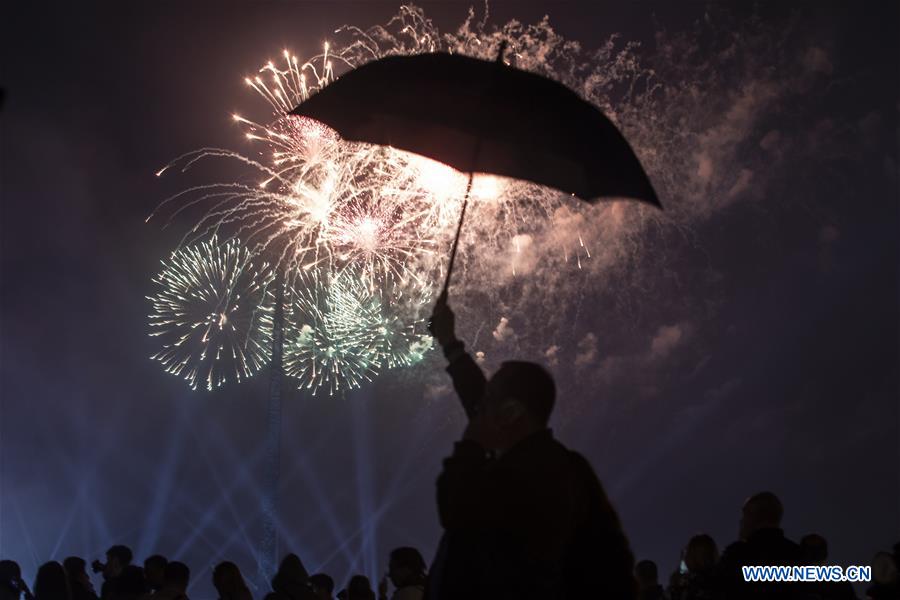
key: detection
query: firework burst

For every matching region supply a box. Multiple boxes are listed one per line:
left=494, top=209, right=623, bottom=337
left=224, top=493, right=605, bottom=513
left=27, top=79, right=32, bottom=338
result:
left=282, top=268, right=432, bottom=396
left=148, top=237, right=276, bottom=390
left=151, top=49, right=457, bottom=284
left=146, top=39, right=573, bottom=393
left=149, top=3, right=687, bottom=392
left=370, top=275, right=434, bottom=370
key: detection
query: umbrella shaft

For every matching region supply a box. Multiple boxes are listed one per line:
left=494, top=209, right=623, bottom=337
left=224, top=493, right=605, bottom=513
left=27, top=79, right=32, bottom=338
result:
left=442, top=171, right=473, bottom=297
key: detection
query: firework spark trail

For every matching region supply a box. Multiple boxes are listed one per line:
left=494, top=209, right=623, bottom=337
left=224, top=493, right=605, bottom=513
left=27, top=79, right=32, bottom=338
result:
left=148, top=42, right=504, bottom=393
left=149, top=45, right=511, bottom=283
left=148, top=237, right=275, bottom=391
left=147, top=13, right=658, bottom=392
left=321, top=6, right=701, bottom=368
left=150, top=3, right=812, bottom=390
left=283, top=270, right=382, bottom=396
left=161, top=52, right=424, bottom=259
left=369, top=276, right=435, bottom=370
left=282, top=270, right=432, bottom=396
left=146, top=36, right=606, bottom=392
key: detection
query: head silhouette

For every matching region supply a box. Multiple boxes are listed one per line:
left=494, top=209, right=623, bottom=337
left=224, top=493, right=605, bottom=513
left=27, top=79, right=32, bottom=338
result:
left=0, top=561, right=22, bottom=600
left=34, top=562, right=70, bottom=600
left=872, top=552, right=899, bottom=585
left=740, top=491, right=783, bottom=540
left=63, top=557, right=92, bottom=592
left=163, top=562, right=190, bottom=593
left=309, top=573, right=335, bottom=599
left=800, top=534, right=828, bottom=565
left=346, top=575, right=374, bottom=600
left=482, top=361, right=555, bottom=450
left=143, top=555, right=167, bottom=592
left=388, top=547, right=426, bottom=588
left=0, top=561, right=20, bottom=581
left=104, top=545, right=133, bottom=579
left=213, top=562, right=250, bottom=598
left=684, top=534, right=719, bottom=573
left=272, top=554, right=310, bottom=596
left=634, top=560, right=658, bottom=589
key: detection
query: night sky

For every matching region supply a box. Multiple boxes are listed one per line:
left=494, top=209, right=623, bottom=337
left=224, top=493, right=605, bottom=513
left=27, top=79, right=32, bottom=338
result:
left=1, top=2, right=898, bottom=598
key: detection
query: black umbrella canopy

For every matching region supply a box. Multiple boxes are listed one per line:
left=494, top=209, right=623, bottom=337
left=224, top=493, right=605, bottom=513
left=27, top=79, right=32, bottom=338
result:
left=290, top=52, right=660, bottom=206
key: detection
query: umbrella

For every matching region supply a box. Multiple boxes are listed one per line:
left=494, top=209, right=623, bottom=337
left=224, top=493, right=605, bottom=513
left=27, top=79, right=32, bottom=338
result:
left=290, top=45, right=660, bottom=294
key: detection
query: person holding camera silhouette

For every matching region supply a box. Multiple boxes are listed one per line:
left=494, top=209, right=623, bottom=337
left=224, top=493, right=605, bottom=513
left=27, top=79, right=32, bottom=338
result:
left=92, top=546, right=133, bottom=600
left=0, top=560, right=33, bottom=600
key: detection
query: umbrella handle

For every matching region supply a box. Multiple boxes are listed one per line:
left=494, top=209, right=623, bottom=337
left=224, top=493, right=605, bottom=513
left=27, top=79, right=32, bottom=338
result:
left=441, top=171, right=474, bottom=298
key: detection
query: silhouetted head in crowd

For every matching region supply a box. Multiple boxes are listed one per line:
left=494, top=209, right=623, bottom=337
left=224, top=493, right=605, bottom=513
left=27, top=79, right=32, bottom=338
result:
left=163, top=562, right=190, bottom=593
left=684, top=534, right=719, bottom=573
left=34, top=561, right=70, bottom=600
left=800, top=534, right=828, bottom=565
left=634, top=560, right=659, bottom=589
left=0, top=561, right=24, bottom=600
left=63, top=557, right=94, bottom=597
left=480, top=361, right=556, bottom=451
left=144, top=555, right=168, bottom=592
left=272, top=554, right=311, bottom=597
left=0, top=561, right=20, bottom=582
left=739, top=491, right=783, bottom=540
left=115, top=565, right=147, bottom=600
left=212, top=561, right=250, bottom=599
left=310, top=573, right=335, bottom=599
left=387, top=547, right=426, bottom=588
left=872, top=552, right=899, bottom=585
left=346, top=575, right=374, bottom=600
left=104, top=545, right=133, bottom=579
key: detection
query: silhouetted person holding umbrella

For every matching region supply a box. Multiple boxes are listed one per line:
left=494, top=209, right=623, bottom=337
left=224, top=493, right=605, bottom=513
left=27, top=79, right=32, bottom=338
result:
left=426, top=293, right=636, bottom=600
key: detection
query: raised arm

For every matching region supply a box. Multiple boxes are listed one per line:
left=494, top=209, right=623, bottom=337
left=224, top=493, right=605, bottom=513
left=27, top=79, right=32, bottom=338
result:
left=428, top=292, right=487, bottom=419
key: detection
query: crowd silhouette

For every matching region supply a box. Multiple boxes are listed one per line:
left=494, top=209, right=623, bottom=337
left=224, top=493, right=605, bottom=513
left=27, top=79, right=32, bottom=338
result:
left=3, top=300, right=898, bottom=600
left=2, top=530, right=897, bottom=600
